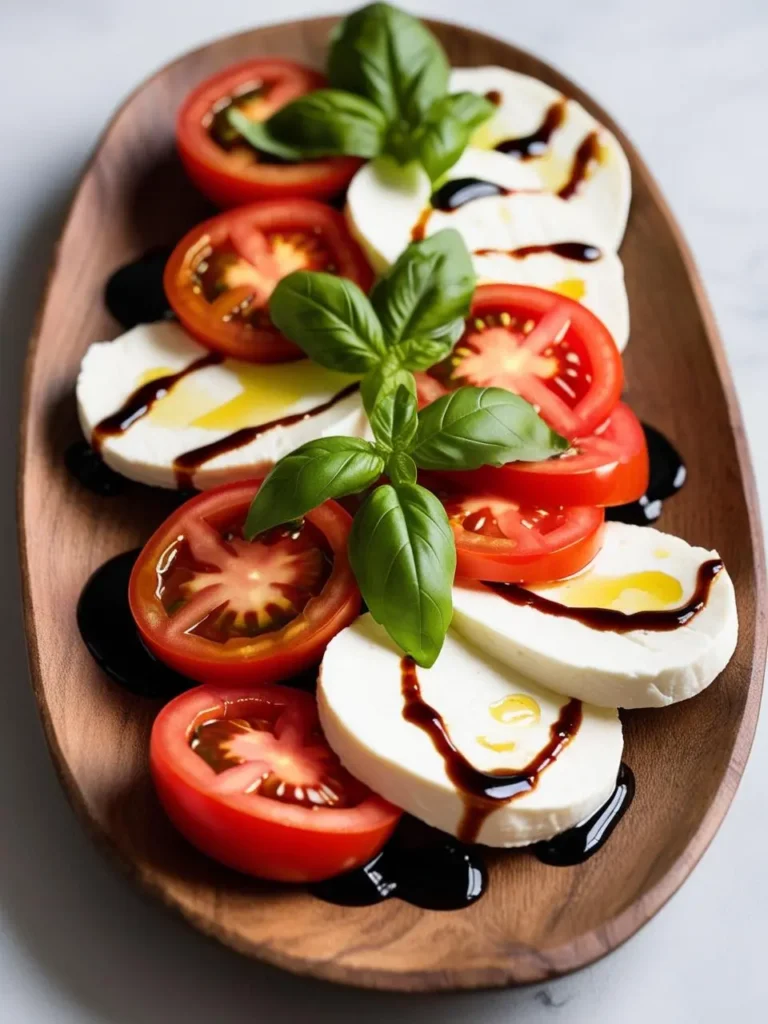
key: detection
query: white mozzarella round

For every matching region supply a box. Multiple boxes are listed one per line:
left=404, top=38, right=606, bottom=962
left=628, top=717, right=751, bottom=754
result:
left=346, top=150, right=629, bottom=350
left=450, top=66, right=632, bottom=251
left=76, top=321, right=367, bottom=490
left=451, top=522, right=738, bottom=709
left=319, top=615, right=623, bottom=847
left=346, top=148, right=542, bottom=272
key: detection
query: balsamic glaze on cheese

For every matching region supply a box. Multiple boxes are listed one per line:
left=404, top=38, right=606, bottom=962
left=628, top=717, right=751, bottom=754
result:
left=495, top=100, right=566, bottom=158
left=484, top=560, right=722, bottom=632
left=401, top=656, right=582, bottom=843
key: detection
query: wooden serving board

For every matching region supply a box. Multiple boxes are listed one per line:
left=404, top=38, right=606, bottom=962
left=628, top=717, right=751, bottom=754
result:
left=17, top=15, right=767, bottom=991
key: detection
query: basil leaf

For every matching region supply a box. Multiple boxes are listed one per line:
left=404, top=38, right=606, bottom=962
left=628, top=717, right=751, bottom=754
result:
left=371, top=229, right=475, bottom=345
left=243, top=437, right=384, bottom=539
left=411, top=386, right=569, bottom=470
left=413, top=113, right=468, bottom=184
left=433, top=92, right=496, bottom=133
left=391, top=321, right=464, bottom=371
left=328, top=3, right=449, bottom=125
left=269, top=271, right=385, bottom=373
left=348, top=482, right=455, bottom=666
left=370, top=383, right=418, bottom=451
left=360, top=357, right=415, bottom=416
left=387, top=451, right=417, bottom=485
left=226, top=108, right=305, bottom=160
left=266, top=89, right=388, bottom=158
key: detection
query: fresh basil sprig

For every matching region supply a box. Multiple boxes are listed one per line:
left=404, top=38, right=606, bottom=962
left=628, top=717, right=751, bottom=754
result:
left=245, top=229, right=565, bottom=664
left=269, top=228, right=474, bottom=413
left=227, top=3, right=495, bottom=182
left=245, top=379, right=565, bottom=667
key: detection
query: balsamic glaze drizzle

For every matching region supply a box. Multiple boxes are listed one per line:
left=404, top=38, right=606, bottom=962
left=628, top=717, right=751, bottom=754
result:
left=77, top=550, right=190, bottom=699
left=401, top=657, right=582, bottom=843
left=104, top=248, right=173, bottom=328
left=607, top=423, right=687, bottom=526
left=474, top=242, right=602, bottom=262
left=534, top=763, right=634, bottom=866
left=172, top=382, right=360, bottom=489
left=430, top=177, right=511, bottom=211
left=91, top=353, right=223, bottom=454
left=484, top=560, right=722, bottom=633
left=495, top=100, right=566, bottom=158
left=558, top=132, right=600, bottom=199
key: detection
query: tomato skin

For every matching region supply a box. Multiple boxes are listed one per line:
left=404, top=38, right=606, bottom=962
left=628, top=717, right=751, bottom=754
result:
left=417, top=284, right=624, bottom=440
left=151, top=685, right=400, bottom=882
left=436, top=403, right=648, bottom=509
left=453, top=507, right=604, bottom=584
left=129, top=481, right=361, bottom=685
left=426, top=477, right=605, bottom=583
left=164, top=199, right=374, bottom=363
left=177, top=59, right=361, bottom=207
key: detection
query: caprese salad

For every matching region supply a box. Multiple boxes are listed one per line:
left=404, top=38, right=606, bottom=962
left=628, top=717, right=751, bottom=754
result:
left=72, top=2, right=737, bottom=908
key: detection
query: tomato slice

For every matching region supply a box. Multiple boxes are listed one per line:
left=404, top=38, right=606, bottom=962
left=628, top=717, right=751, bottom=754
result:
left=440, top=402, right=648, bottom=508
left=416, top=284, right=623, bottom=439
left=426, top=476, right=604, bottom=583
left=176, top=59, right=362, bottom=207
left=164, top=199, right=374, bottom=362
left=129, top=481, right=361, bottom=684
left=151, top=684, right=400, bottom=881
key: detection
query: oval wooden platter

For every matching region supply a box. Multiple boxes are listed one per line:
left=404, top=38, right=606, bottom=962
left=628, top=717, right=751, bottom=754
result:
left=17, top=14, right=767, bottom=992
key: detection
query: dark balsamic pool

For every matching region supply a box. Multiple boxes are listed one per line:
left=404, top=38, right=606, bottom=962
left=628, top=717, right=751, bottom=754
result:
left=607, top=423, right=686, bottom=526
left=77, top=549, right=189, bottom=699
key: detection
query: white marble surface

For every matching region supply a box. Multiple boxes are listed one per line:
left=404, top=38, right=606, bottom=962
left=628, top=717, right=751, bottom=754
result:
left=1, top=0, right=766, bottom=1020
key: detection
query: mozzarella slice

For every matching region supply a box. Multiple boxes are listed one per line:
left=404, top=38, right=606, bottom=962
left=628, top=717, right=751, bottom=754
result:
left=451, top=522, right=738, bottom=709
left=319, top=615, right=623, bottom=847
left=76, top=321, right=366, bottom=490
left=346, top=148, right=542, bottom=272
left=346, top=150, right=629, bottom=350
left=450, top=66, right=632, bottom=251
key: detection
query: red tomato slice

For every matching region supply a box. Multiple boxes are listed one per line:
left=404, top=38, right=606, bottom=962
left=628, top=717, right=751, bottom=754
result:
left=416, top=283, right=623, bottom=439
left=176, top=59, right=362, bottom=207
left=164, top=199, right=374, bottom=363
left=441, top=402, right=649, bottom=508
left=151, top=683, right=400, bottom=882
left=129, top=481, right=361, bottom=685
left=427, top=477, right=604, bottom=583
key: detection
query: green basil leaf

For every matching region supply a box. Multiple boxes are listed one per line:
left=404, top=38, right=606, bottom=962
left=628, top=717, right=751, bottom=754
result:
left=226, top=108, right=305, bottom=160
left=243, top=437, right=384, bottom=539
left=411, top=386, right=569, bottom=470
left=370, top=383, right=418, bottom=451
left=414, top=113, right=468, bottom=183
left=400, top=93, right=495, bottom=182
left=266, top=89, right=388, bottom=158
left=432, top=92, right=496, bottom=133
left=348, top=482, right=455, bottom=666
left=360, top=357, right=415, bottom=416
left=269, top=271, right=385, bottom=373
left=370, top=229, right=475, bottom=345
left=387, top=451, right=417, bottom=485
left=391, top=321, right=464, bottom=371
left=328, top=3, right=449, bottom=125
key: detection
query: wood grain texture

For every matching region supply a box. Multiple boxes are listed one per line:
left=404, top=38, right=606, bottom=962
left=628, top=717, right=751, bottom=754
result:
left=17, top=15, right=767, bottom=992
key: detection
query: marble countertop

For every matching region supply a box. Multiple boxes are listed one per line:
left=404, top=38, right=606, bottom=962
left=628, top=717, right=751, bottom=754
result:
left=1, top=0, right=766, bottom=1020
